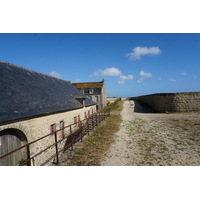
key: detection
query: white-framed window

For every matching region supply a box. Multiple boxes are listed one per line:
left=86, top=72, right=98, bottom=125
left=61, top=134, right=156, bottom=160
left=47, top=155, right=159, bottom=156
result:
left=95, top=96, right=99, bottom=102
left=89, top=89, right=93, bottom=94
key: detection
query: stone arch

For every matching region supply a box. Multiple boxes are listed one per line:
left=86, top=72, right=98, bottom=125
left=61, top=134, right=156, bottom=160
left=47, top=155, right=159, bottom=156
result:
left=0, top=128, right=29, bottom=166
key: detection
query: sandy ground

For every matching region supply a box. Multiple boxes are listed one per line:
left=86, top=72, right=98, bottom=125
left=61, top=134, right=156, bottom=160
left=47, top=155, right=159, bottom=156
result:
left=100, top=100, right=200, bottom=166
left=107, top=97, right=126, bottom=103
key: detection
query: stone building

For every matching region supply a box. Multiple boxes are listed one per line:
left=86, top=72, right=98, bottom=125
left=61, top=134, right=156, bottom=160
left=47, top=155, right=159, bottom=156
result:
left=72, top=79, right=107, bottom=110
left=0, top=61, right=96, bottom=166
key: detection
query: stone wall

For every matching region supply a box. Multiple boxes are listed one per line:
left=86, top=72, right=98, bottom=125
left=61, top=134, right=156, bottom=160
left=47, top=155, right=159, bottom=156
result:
left=0, top=105, right=96, bottom=165
left=131, top=92, right=200, bottom=112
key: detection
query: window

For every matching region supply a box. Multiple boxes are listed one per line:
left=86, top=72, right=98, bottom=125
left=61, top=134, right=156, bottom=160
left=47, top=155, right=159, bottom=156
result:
left=89, top=89, right=93, bottom=94
left=60, top=121, right=64, bottom=139
left=78, top=115, right=82, bottom=127
left=82, top=99, right=85, bottom=107
left=50, top=124, right=56, bottom=136
left=80, top=89, right=84, bottom=94
left=95, top=96, right=99, bottom=102
left=84, top=112, right=87, bottom=119
left=74, top=116, right=77, bottom=126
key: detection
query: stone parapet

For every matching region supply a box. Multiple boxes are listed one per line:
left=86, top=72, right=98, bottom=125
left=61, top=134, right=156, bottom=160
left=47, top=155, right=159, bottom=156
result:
left=131, top=92, right=200, bottom=112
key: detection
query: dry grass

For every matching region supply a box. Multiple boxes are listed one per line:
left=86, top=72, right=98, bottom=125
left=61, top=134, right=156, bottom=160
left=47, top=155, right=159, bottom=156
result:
left=65, top=101, right=123, bottom=166
left=125, top=112, right=200, bottom=166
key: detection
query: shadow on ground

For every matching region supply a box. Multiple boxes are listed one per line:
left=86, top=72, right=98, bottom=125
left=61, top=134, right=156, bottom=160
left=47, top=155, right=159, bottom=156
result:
left=132, top=100, right=156, bottom=113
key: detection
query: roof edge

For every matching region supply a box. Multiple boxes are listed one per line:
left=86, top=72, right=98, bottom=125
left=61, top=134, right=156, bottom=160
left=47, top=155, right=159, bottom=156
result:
left=0, top=104, right=96, bottom=126
left=0, top=60, right=71, bottom=84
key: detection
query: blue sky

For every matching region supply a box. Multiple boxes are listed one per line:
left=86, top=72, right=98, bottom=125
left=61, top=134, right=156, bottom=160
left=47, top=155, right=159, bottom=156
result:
left=1, top=33, right=200, bottom=97
left=1, top=1, right=200, bottom=197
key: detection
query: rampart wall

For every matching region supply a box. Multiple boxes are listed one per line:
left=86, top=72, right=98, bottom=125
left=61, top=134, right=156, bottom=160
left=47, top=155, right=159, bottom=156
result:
left=131, top=92, right=200, bottom=112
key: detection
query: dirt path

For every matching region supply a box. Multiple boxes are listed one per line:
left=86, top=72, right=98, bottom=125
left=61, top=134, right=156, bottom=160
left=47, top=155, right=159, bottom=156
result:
left=100, top=100, right=200, bottom=166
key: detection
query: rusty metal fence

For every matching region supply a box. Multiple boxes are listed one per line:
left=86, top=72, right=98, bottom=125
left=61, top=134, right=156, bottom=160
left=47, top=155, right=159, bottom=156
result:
left=0, top=109, right=110, bottom=166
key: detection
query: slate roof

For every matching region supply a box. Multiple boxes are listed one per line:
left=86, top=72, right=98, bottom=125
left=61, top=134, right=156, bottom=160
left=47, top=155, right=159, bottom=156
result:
left=0, top=61, right=96, bottom=123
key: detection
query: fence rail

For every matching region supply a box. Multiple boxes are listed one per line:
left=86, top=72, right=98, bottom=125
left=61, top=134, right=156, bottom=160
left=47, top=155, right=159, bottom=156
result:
left=0, top=109, right=110, bottom=166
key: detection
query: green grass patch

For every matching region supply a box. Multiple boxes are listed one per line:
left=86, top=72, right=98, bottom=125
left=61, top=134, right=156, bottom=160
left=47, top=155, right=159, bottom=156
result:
left=66, top=101, right=123, bottom=166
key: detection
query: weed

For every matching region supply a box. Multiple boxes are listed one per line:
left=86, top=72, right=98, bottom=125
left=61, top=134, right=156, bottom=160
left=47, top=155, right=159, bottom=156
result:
left=161, top=147, right=168, bottom=151
left=65, top=100, right=123, bottom=166
left=147, top=161, right=153, bottom=165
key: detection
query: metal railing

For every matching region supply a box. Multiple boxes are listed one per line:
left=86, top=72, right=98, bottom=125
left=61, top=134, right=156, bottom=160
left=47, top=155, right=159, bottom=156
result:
left=0, top=109, right=110, bottom=166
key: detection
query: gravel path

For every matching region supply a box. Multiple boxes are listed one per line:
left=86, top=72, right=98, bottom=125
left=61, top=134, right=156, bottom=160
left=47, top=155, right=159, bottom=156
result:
left=100, top=100, right=200, bottom=166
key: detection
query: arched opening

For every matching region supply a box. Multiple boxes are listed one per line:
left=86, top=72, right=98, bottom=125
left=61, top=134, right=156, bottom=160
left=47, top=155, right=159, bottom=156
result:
left=0, top=128, right=28, bottom=166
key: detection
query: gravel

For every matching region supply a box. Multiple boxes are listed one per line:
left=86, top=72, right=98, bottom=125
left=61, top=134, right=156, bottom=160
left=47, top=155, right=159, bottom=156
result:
left=100, top=100, right=200, bottom=166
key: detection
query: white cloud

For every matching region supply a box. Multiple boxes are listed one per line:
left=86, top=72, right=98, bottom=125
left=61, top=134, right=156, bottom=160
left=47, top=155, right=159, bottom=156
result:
left=137, top=70, right=152, bottom=83
left=89, top=67, right=134, bottom=84
left=118, top=75, right=134, bottom=84
left=169, top=78, right=176, bottom=82
left=120, top=75, right=134, bottom=80
left=180, top=72, right=187, bottom=76
left=89, top=67, right=122, bottom=77
left=140, top=70, right=152, bottom=78
left=50, top=71, right=61, bottom=78
left=126, top=46, right=162, bottom=60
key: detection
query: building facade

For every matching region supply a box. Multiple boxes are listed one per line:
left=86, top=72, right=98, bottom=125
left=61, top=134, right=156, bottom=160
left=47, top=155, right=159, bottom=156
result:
left=72, top=79, right=107, bottom=110
left=0, top=61, right=96, bottom=166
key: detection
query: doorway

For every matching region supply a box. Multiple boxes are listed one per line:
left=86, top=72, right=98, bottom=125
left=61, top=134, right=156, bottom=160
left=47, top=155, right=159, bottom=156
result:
left=0, top=129, right=28, bottom=166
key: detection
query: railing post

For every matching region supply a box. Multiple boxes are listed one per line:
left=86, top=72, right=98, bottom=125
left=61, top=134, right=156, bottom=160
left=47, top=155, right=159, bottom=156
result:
left=27, top=145, right=31, bottom=166
left=80, top=126, right=83, bottom=142
left=54, top=131, right=59, bottom=164
left=70, top=125, right=73, bottom=151
left=87, top=120, right=90, bottom=135
left=92, top=115, right=94, bottom=131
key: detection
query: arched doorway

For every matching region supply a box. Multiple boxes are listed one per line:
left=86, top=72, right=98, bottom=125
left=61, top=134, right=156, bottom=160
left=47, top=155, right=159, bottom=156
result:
left=0, top=129, right=28, bottom=166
